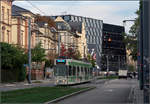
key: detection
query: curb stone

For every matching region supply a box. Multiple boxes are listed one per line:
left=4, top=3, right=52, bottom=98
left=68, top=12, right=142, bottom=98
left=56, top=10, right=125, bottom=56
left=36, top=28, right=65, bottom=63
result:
left=128, top=85, right=135, bottom=103
left=44, top=86, right=96, bottom=104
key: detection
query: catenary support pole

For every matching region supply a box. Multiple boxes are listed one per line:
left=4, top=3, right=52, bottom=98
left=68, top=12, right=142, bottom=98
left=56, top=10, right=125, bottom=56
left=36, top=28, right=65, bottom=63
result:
left=140, top=0, right=144, bottom=90
left=142, top=0, right=150, bottom=103
left=106, top=55, right=109, bottom=75
left=28, top=18, right=31, bottom=84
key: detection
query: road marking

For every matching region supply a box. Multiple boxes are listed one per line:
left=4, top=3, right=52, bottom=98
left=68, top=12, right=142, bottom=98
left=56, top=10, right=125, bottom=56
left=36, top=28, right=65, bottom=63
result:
left=105, top=89, right=113, bottom=92
left=5, top=84, right=15, bottom=87
left=24, top=83, right=32, bottom=86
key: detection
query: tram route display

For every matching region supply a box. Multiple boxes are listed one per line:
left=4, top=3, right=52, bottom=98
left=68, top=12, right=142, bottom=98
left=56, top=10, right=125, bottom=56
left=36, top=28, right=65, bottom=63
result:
left=54, top=59, right=93, bottom=85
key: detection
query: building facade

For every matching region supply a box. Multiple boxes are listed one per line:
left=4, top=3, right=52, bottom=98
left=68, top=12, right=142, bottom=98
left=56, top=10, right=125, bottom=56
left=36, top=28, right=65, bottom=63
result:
left=51, top=15, right=103, bottom=69
left=0, top=0, right=13, bottom=43
left=11, top=5, right=37, bottom=49
left=101, top=23, right=126, bottom=72
left=54, top=17, right=75, bottom=52
left=54, top=16, right=87, bottom=59
left=36, top=22, right=57, bottom=55
left=68, top=21, right=88, bottom=59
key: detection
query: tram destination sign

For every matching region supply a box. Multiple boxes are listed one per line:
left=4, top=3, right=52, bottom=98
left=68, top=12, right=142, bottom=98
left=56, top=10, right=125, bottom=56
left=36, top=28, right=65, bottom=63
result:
left=56, top=59, right=66, bottom=64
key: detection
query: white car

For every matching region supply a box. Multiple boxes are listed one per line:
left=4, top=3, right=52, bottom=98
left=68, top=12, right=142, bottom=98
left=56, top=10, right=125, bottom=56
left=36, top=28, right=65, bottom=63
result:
left=118, top=70, right=128, bottom=79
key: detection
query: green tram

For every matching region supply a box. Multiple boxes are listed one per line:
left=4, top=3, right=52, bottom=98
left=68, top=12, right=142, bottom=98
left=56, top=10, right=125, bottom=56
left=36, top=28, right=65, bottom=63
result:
left=54, top=59, right=93, bottom=85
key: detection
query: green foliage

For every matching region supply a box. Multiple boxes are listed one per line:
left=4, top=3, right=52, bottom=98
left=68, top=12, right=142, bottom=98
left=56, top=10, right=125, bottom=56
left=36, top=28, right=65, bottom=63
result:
left=87, top=54, right=92, bottom=61
left=45, top=59, right=53, bottom=68
left=2, top=87, right=87, bottom=103
left=87, top=54, right=96, bottom=67
left=1, top=42, right=27, bottom=82
left=123, top=34, right=138, bottom=61
left=31, top=42, right=46, bottom=63
left=18, top=66, right=26, bottom=81
left=47, top=51, right=58, bottom=67
left=72, top=50, right=82, bottom=60
left=124, top=2, right=141, bottom=61
left=127, top=64, right=136, bottom=72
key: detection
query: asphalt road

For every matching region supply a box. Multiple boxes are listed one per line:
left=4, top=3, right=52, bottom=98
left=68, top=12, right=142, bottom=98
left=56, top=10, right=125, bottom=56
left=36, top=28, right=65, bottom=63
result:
left=54, top=79, right=137, bottom=104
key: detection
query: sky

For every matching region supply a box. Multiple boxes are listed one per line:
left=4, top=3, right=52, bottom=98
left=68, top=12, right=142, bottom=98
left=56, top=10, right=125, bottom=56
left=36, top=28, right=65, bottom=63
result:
left=13, top=1, right=139, bottom=34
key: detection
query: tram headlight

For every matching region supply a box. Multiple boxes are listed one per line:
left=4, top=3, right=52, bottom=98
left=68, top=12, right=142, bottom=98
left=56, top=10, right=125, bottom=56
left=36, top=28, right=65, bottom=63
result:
left=63, top=80, right=66, bottom=83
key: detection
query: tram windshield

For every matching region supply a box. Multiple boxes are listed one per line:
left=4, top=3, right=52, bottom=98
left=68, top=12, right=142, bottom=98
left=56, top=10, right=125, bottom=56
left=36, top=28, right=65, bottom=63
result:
left=54, top=64, right=66, bottom=76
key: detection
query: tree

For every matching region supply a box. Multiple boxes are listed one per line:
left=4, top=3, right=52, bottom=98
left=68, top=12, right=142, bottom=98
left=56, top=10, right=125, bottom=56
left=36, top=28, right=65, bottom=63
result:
left=31, top=42, right=46, bottom=63
left=35, top=15, right=56, bottom=28
left=124, top=2, right=141, bottom=61
left=67, top=48, right=75, bottom=58
left=47, top=51, right=58, bottom=67
left=60, top=43, right=67, bottom=56
left=87, top=54, right=96, bottom=67
left=73, top=50, right=82, bottom=60
left=1, top=42, right=27, bottom=82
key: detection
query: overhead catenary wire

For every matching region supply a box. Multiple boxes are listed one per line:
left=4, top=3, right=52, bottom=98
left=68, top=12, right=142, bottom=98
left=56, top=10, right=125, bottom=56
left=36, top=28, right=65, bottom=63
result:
left=25, top=0, right=46, bottom=16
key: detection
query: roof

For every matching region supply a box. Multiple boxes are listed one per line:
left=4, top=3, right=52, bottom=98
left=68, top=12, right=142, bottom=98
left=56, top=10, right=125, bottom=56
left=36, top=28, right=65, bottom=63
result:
left=68, top=21, right=82, bottom=33
left=12, top=10, right=22, bottom=16
left=51, top=14, right=103, bottom=22
left=103, top=23, right=125, bottom=34
left=12, top=5, right=31, bottom=13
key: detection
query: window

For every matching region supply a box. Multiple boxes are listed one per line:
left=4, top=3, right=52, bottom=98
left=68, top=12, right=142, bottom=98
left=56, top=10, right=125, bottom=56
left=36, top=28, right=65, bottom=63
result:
left=75, top=16, right=78, bottom=21
left=55, top=65, right=66, bottom=76
left=64, top=16, right=70, bottom=21
left=2, top=6, right=5, bottom=21
left=82, top=18, right=85, bottom=22
left=86, top=18, right=89, bottom=27
left=71, top=16, right=74, bottom=21
left=90, top=19, right=93, bottom=27
left=73, top=66, right=76, bottom=76
left=81, top=67, right=84, bottom=74
left=7, top=30, right=9, bottom=43
left=2, top=30, right=5, bottom=42
left=96, top=22, right=99, bottom=28
left=48, top=41, right=50, bottom=49
left=20, top=31, right=23, bottom=45
left=44, top=40, right=46, bottom=49
left=78, top=17, right=81, bottom=21
left=77, top=66, right=80, bottom=76
left=93, top=20, right=96, bottom=27
left=7, top=9, right=9, bottom=24
left=69, top=66, right=72, bottom=76
left=85, top=68, right=87, bottom=75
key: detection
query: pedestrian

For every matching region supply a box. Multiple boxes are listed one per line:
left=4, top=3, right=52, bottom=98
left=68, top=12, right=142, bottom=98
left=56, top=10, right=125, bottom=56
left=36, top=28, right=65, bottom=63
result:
left=133, top=71, right=136, bottom=78
left=26, top=72, right=29, bottom=82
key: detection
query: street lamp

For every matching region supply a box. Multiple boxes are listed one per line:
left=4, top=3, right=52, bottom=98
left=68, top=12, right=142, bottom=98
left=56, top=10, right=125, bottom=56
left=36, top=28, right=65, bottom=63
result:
left=123, top=20, right=135, bottom=26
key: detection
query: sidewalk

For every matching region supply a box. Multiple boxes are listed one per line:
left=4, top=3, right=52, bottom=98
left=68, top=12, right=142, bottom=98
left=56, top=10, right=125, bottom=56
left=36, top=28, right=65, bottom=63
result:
left=0, top=79, right=55, bottom=92
left=132, top=80, right=144, bottom=104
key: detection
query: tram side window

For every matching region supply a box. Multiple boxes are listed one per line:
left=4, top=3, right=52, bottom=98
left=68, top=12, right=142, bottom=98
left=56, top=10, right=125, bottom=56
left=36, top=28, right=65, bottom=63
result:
left=85, top=67, right=87, bottom=75
left=66, top=66, right=69, bottom=75
left=69, top=66, right=72, bottom=76
left=90, top=68, right=93, bottom=75
left=77, top=66, right=80, bottom=76
left=87, top=68, right=89, bottom=75
left=73, top=66, right=76, bottom=76
left=81, top=67, right=84, bottom=75
left=54, top=67, right=57, bottom=76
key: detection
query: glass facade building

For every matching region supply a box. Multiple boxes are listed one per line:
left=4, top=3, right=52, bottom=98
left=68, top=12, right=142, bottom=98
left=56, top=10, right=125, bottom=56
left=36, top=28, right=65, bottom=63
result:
left=51, top=15, right=103, bottom=69
left=101, top=23, right=126, bottom=71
